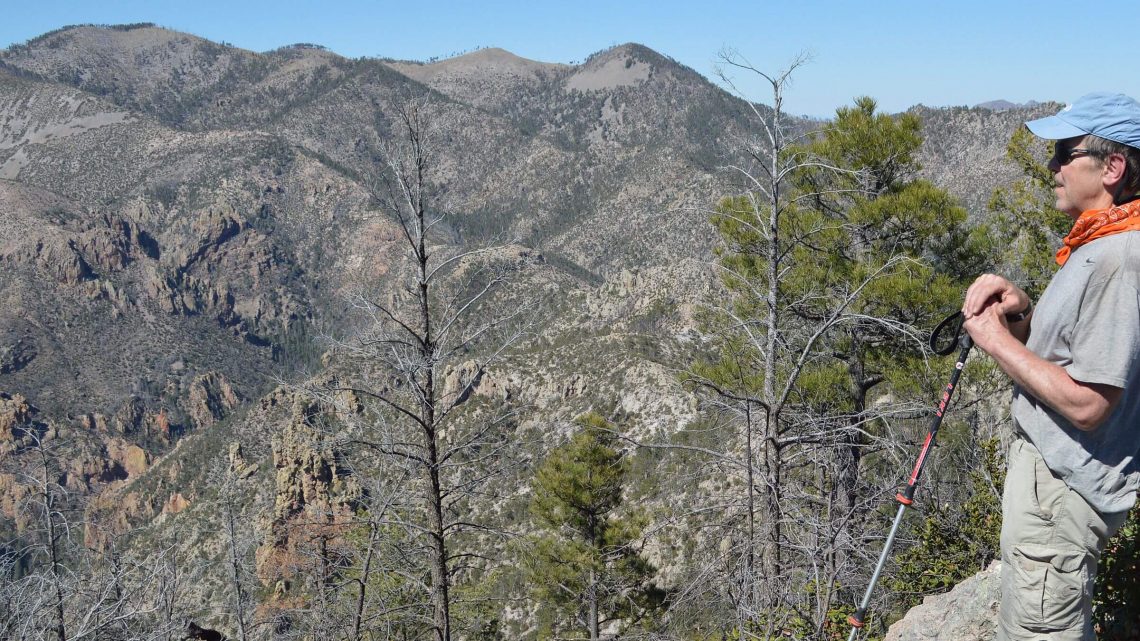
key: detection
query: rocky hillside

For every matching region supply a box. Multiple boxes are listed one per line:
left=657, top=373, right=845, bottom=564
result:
left=0, top=23, right=1054, bottom=638
left=914, top=102, right=1058, bottom=216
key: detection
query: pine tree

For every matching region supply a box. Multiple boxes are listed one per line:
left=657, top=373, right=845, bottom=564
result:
left=526, top=413, right=664, bottom=640
left=785, top=96, right=984, bottom=514
left=684, top=83, right=989, bottom=639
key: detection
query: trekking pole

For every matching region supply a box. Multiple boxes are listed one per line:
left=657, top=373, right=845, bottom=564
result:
left=846, top=311, right=973, bottom=640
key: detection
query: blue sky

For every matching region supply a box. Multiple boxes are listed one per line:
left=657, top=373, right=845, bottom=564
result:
left=2, top=0, right=1135, bottom=118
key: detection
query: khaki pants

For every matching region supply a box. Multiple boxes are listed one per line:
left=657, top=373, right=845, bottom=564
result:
left=998, top=439, right=1128, bottom=641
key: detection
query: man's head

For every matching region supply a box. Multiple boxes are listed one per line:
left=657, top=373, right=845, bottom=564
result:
left=1026, top=92, right=1140, bottom=215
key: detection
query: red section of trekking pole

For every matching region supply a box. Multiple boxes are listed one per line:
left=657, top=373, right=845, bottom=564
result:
left=846, top=329, right=972, bottom=641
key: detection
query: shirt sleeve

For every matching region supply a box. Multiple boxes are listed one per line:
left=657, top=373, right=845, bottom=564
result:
left=1067, top=266, right=1140, bottom=388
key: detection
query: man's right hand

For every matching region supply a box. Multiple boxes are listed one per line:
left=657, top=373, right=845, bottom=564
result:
left=962, top=274, right=1031, bottom=319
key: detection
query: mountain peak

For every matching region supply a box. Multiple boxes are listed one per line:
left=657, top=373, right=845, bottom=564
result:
left=974, top=99, right=1044, bottom=111
left=11, top=23, right=217, bottom=54
left=453, top=47, right=536, bottom=64
left=385, top=47, right=567, bottom=89
left=563, top=42, right=705, bottom=93
left=565, top=44, right=658, bottom=92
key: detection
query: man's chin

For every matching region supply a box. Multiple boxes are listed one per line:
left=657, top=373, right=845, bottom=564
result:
left=1054, top=195, right=1076, bottom=217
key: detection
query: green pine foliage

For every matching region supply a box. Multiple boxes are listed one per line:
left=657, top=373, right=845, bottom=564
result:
left=788, top=96, right=986, bottom=324
left=525, top=413, right=666, bottom=639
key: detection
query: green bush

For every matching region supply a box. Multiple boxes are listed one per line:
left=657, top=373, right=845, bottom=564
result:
left=1095, top=503, right=1140, bottom=638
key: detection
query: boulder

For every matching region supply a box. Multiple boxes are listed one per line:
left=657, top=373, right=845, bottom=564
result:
left=884, top=560, right=1000, bottom=641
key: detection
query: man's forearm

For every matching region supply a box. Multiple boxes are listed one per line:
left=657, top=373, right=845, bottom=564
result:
left=982, top=330, right=1120, bottom=431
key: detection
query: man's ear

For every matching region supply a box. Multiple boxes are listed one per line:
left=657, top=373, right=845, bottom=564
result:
left=1102, top=152, right=1128, bottom=188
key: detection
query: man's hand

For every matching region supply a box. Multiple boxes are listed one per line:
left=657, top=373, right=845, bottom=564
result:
left=963, top=274, right=1032, bottom=345
left=962, top=273, right=1030, bottom=319
left=962, top=301, right=1010, bottom=354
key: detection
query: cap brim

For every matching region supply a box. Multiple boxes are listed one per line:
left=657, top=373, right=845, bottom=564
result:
left=1025, top=114, right=1089, bottom=140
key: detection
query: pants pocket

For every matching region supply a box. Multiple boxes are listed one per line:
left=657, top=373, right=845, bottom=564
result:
left=1031, top=449, right=1066, bottom=520
left=1009, top=544, right=1088, bottom=632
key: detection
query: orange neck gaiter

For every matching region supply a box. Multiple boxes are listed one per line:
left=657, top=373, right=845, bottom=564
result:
left=1056, top=198, right=1140, bottom=266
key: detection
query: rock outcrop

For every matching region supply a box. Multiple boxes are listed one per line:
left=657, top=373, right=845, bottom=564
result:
left=1, top=211, right=150, bottom=286
left=885, top=561, right=1000, bottom=641
left=75, top=213, right=148, bottom=272
left=267, top=396, right=358, bottom=521
left=0, top=392, right=35, bottom=454
left=0, top=392, right=32, bottom=434
left=256, top=395, right=361, bottom=595
left=185, top=372, right=240, bottom=429
left=28, top=236, right=94, bottom=285
left=105, top=437, right=149, bottom=478
left=112, top=395, right=147, bottom=435
left=163, top=492, right=190, bottom=514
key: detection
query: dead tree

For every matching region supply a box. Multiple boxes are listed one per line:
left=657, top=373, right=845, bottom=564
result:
left=309, top=95, right=534, bottom=641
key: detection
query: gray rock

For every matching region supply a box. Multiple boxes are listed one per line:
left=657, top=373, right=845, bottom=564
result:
left=884, top=561, right=1000, bottom=641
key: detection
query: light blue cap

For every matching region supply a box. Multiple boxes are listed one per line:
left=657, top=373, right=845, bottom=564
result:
left=1025, top=92, right=1140, bottom=149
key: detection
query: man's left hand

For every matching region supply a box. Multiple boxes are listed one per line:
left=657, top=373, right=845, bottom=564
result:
left=963, top=299, right=1011, bottom=355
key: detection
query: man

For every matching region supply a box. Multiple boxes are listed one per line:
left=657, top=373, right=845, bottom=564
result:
left=963, top=92, right=1140, bottom=640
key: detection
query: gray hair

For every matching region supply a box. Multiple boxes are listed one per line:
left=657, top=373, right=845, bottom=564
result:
left=1085, top=135, right=1140, bottom=202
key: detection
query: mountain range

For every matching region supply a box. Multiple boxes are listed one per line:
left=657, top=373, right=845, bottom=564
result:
left=0, top=23, right=1058, bottom=637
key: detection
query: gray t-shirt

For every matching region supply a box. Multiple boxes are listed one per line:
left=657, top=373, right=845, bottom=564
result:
left=1011, top=231, right=1140, bottom=514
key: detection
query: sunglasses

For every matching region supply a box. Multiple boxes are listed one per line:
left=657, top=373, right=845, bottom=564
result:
left=1053, top=142, right=1097, bottom=165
